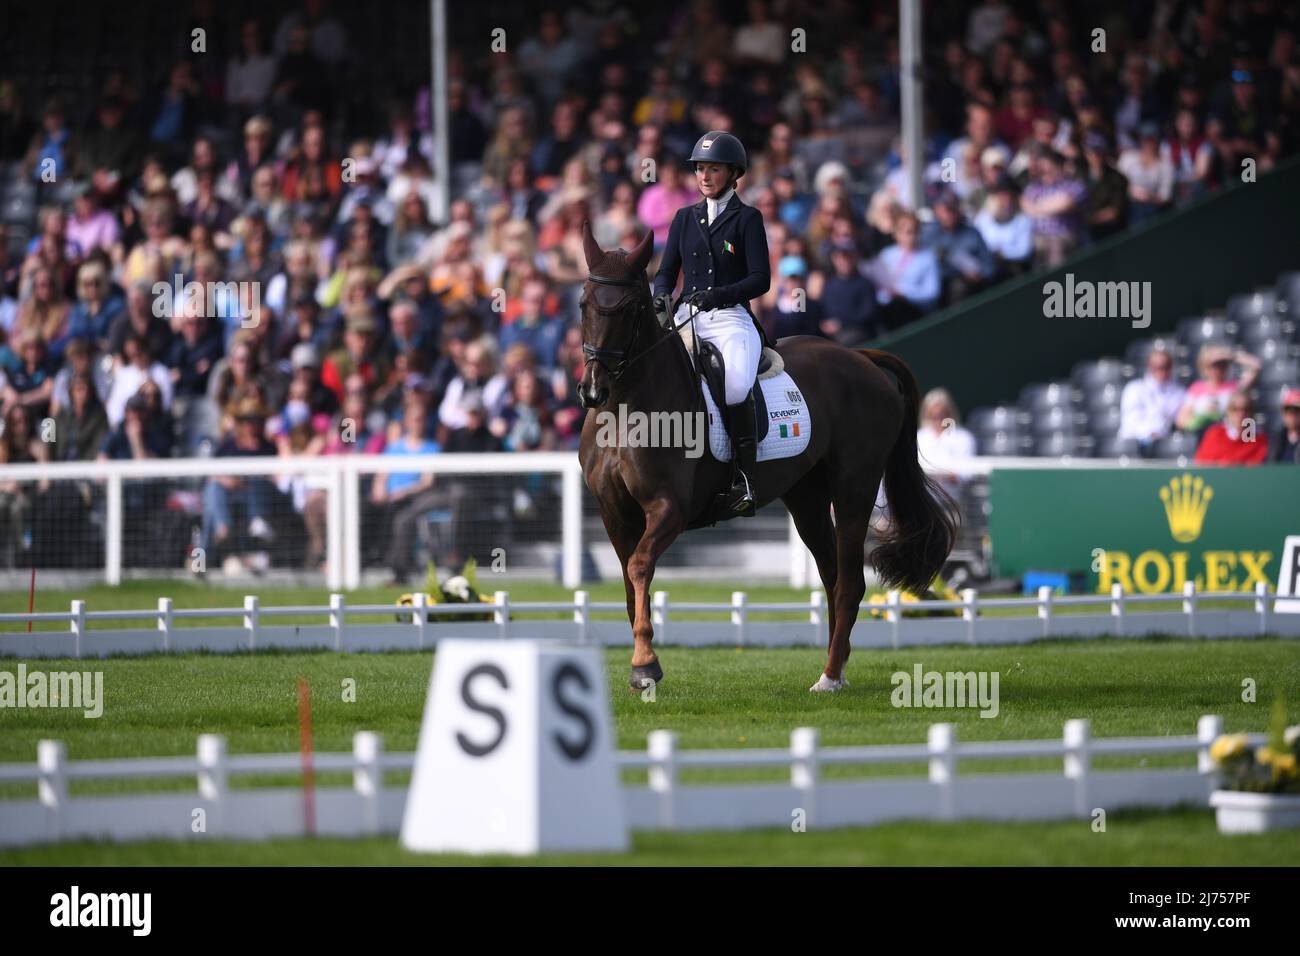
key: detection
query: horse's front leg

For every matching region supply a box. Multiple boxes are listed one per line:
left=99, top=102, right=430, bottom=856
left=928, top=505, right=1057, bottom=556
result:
left=626, top=495, right=685, bottom=689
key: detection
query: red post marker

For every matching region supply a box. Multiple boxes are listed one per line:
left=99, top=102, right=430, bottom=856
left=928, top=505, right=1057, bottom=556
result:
left=27, top=566, right=35, bottom=633
left=297, top=677, right=316, bottom=837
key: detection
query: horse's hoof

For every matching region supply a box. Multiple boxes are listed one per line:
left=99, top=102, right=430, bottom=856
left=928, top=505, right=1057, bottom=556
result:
left=630, top=660, right=663, bottom=690
left=809, top=672, right=847, bottom=693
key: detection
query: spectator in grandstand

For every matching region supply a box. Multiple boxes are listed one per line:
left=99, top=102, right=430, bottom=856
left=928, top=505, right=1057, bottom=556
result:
left=1208, top=70, right=1280, bottom=175
left=64, top=259, right=125, bottom=355
left=321, top=308, right=389, bottom=404
left=437, top=339, right=509, bottom=440
left=1114, top=54, right=1161, bottom=152
left=916, top=388, right=975, bottom=489
left=770, top=167, right=815, bottom=233
left=146, top=60, right=200, bottom=159
left=1194, top=391, right=1270, bottom=465
left=762, top=256, right=823, bottom=339
left=207, top=333, right=276, bottom=431
left=491, top=370, right=556, bottom=452
left=1270, top=388, right=1300, bottom=464
left=0, top=330, right=54, bottom=416
left=372, top=394, right=457, bottom=584
left=1176, top=343, right=1262, bottom=435
left=973, top=177, right=1032, bottom=275
left=1082, top=133, right=1129, bottom=242
left=922, top=190, right=997, bottom=304
left=226, top=19, right=277, bottom=119
left=48, top=339, right=110, bottom=416
left=105, top=333, right=173, bottom=427
left=98, top=391, right=171, bottom=461
left=1021, top=148, right=1087, bottom=268
left=12, top=266, right=69, bottom=360
left=0, top=80, right=35, bottom=167
left=818, top=240, right=879, bottom=344
left=1119, top=347, right=1186, bottom=453
left=168, top=311, right=224, bottom=400
left=200, top=395, right=278, bottom=561
left=869, top=211, right=940, bottom=330
left=0, top=404, right=44, bottom=566
left=24, top=98, right=77, bottom=185
left=637, top=158, right=696, bottom=249
left=386, top=192, right=435, bottom=268
left=443, top=393, right=505, bottom=454
left=1164, top=108, right=1216, bottom=204
left=108, top=282, right=173, bottom=362
left=67, top=185, right=121, bottom=255
left=1118, top=122, right=1175, bottom=225
left=49, top=372, right=107, bottom=463
left=498, top=277, right=564, bottom=370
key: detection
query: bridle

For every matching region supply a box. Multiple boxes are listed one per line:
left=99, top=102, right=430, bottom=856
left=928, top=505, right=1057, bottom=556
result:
left=581, top=270, right=700, bottom=382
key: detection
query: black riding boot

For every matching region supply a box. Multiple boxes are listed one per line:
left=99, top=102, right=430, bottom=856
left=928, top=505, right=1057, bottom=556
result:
left=726, top=394, right=758, bottom=517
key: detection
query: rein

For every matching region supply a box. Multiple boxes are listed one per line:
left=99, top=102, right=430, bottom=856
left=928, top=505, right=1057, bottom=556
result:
left=581, top=272, right=699, bottom=381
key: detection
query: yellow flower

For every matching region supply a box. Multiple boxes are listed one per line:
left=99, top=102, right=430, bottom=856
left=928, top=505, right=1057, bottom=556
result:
left=1210, top=734, right=1249, bottom=763
left=1270, top=753, right=1297, bottom=779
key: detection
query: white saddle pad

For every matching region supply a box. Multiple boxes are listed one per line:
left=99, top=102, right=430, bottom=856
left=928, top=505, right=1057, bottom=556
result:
left=701, top=368, right=812, bottom=463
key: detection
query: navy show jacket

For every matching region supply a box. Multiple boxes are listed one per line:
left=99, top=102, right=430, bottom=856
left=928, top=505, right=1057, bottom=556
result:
left=653, top=195, right=771, bottom=317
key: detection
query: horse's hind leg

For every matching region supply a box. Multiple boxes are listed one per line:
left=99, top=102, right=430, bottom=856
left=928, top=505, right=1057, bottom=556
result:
left=813, top=466, right=884, bottom=691
left=781, top=466, right=838, bottom=649
left=626, top=496, right=685, bottom=689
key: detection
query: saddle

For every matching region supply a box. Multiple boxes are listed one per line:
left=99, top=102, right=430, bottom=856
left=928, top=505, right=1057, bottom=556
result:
left=695, top=339, right=770, bottom=443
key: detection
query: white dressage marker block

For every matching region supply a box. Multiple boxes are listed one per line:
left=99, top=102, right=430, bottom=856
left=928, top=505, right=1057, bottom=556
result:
left=400, top=639, right=627, bottom=855
left=1275, top=536, right=1300, bottom=613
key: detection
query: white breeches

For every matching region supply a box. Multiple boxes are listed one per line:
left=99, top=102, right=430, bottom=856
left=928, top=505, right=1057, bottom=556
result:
left=676, top=302, right=761, bottom=405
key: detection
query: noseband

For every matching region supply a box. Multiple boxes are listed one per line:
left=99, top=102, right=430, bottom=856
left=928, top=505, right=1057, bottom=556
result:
left=581, top=271, right=649, bottom=381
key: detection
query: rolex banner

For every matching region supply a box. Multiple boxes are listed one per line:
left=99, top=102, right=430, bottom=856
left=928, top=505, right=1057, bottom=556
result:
left=987, top=467, right=1300, bottom=594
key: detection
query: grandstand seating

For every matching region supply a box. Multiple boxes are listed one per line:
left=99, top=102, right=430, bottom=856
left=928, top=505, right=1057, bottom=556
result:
left=966, top=271, right=1300, bottom=458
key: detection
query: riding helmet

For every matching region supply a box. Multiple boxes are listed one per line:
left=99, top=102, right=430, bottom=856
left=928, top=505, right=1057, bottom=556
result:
left=689, top=130, right=747, bottom=174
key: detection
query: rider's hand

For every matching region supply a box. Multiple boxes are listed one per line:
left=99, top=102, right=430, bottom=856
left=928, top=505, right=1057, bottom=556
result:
left=689, top=289, right=718, bottom=311
left=652, top=293, right=671, bottom=318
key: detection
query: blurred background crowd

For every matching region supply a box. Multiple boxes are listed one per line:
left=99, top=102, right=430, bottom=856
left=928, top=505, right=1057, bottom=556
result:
left=0, top=0, right=1296, bottom=577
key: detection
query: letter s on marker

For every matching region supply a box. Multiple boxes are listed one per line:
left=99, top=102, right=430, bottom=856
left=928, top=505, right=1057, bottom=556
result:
left=551, top=662, right=594, bottom=760
left=456, top=664, right=509, bottom=756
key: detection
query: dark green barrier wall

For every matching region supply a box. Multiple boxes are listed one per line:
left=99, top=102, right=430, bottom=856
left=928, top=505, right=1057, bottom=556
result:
left=873, top=156, right=1300, bottom=411
left=988, top=465, right=1300, bottom=593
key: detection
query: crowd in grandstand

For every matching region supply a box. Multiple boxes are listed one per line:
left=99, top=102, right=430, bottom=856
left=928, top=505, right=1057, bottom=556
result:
left=0, top=0, right=1297, bottom=574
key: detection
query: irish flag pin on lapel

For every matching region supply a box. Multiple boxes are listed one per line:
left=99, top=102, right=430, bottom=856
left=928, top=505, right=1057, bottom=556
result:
left=722, top=240, right=735, bottom=254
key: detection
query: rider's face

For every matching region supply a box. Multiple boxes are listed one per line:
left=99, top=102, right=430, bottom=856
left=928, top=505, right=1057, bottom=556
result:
left=695, top=163, right=731, bottom=198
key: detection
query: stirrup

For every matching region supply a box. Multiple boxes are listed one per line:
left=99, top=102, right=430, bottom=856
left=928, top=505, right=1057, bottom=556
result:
left=728, top=469, right=756, bottom=516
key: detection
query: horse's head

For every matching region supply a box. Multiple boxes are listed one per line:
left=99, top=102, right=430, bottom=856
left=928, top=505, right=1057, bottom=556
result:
left=578, top=221, right=655, bottom=408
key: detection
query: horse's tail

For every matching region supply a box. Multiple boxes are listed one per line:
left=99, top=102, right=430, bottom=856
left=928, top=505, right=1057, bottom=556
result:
left=857, top=348, right=959, bottom=596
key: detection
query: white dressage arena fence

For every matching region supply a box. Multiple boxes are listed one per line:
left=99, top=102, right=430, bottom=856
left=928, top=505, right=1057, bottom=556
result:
left=0, top=716, right=1253, bottom=848
left=2, top=582, right=1298, bottom=659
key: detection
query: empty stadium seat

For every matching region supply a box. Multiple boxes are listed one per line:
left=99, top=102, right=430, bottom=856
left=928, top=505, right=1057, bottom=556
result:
left=1259, top=358, right=1300, bottom=388
left=1176, top=315, right=1238, bottom=348
left=1152, top=431, right=1200, bottom=459
left=1030, top=405, right=1086, bottom=434
left=1033, top=432, right=1095, bottom=457
left=1123, top=336, right=1184, bottom=373
left=1275, top=271, right=1300, bottom=313
left=1095, top=435, right=1143, bottom=458
left=1088, top=405, right=1123, bottom=436
left=1083, top=381, right=1124, bottom=412
left=1227, top=290, right=1278, bottom=322
left=967, top=405, right=1027, bottom=433
left=1239, top=315, right=1298, bottom=349
left=1070, top=358, right=1126, bottom=389
left=977, top=430, right=1033, bottom=456
left=1019, top=381, right=1079, bottom=411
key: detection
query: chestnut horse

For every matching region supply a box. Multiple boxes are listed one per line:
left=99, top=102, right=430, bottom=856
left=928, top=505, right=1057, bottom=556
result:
left=577, top=224, right=957, bottom=692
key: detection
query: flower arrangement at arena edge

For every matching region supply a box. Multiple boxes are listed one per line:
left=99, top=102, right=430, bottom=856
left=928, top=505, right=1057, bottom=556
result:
left=1210, top=693, right=1300, bottom=794
left=395, top=557, right=494, bottom=623
left=865, top=577, right=963, bottom=618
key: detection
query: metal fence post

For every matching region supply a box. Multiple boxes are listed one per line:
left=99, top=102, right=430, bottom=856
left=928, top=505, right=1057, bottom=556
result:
left=157, top=596, right=173, bottom=652
left=791, top=727, right=819, bottom=829
left=37, top=740, right=67, bottom=840
left=962, top=587, right=978, bottom=644
left=353, top=731, right=383, bottom=836
left=573, top=590, right=589, bottom=644
left=731, top=591, right=747, bottom=647
left=243, top=595, right=259, bottom=650
left=652, top=591, right=669, bottom=644
left=105, top=473, right=122, bottom=586
left=330, top=594, right=346, bottom=651
left=1182, top=580, right=1197, bottom=637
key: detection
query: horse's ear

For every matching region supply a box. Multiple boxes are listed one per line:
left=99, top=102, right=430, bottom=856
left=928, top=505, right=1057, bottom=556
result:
left=581, top=219, right=602, bottom=270
left=627, top=227, right=654, bottom=274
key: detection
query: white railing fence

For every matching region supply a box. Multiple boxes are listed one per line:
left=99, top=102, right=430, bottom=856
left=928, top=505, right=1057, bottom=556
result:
left=0, top=716, right=1254, bottom=847
left=2, top=582, right=1297, bottom=658
left=0, top=452, right=584, bottom=590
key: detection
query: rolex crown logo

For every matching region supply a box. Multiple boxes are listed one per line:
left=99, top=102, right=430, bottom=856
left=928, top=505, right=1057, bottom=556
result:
left=1158, top=473, right=1213, bottom=543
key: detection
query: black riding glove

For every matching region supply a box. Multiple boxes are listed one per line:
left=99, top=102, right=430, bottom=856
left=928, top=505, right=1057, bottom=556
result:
left=652, top=293, right=672, bottom=322
left=688, top=289, right=719, bottom=311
